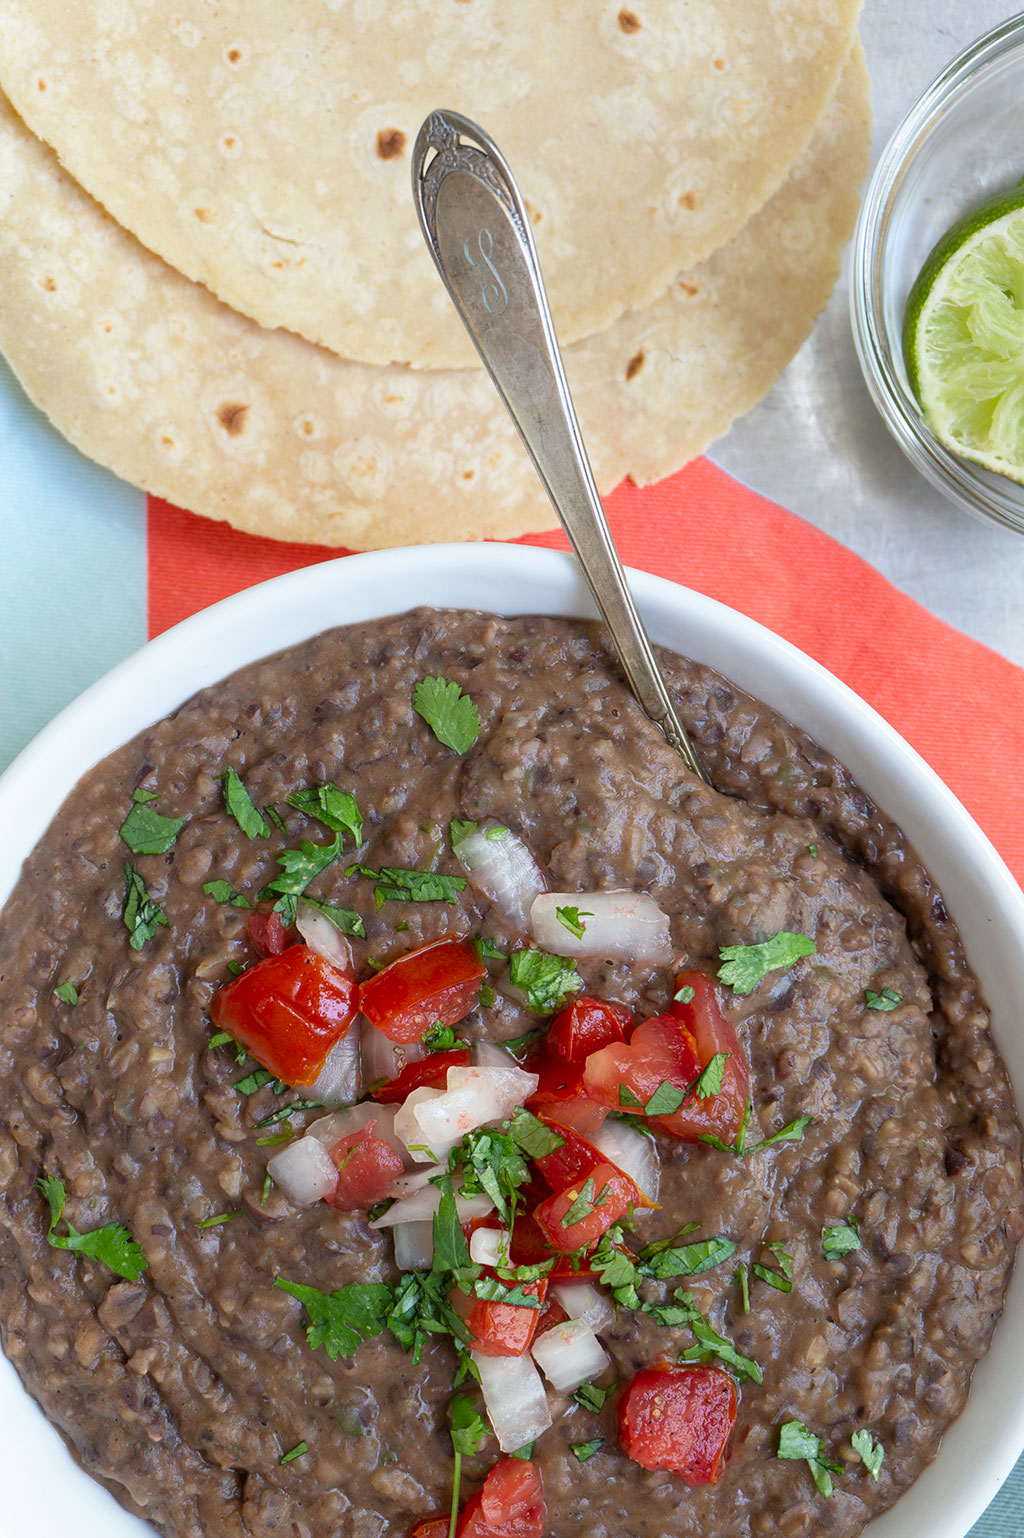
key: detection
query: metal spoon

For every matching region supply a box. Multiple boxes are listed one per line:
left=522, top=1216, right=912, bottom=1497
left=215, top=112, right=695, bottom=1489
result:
left=411, top=109, right=708, bottom=784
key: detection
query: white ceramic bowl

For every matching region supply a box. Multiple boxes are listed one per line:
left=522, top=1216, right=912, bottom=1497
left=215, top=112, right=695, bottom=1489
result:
left=2, top=544, right=1023, bottom=1538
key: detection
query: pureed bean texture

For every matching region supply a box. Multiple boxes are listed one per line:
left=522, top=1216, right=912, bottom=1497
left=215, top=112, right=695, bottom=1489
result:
left=0, top=608, right=1020, bottom=1538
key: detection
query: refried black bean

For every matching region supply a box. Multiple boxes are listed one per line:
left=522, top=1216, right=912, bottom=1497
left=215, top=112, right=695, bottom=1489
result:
left=0, top=609, right=1020, bottom=1538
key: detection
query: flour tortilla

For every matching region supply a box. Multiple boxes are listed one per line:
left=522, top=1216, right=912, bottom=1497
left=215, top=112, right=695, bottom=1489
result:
left=0, top=47, right=869, bottom=549
left=0, top=0, right=862, bottom=369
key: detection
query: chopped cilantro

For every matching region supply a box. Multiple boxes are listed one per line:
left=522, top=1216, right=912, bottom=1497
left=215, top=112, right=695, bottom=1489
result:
left=222, top=768, right=271, bottom=839
left=640, top=1235, right=737, bottom=1280
left=203, top=878, right=251, bottom=908
left=253, top=1097, right=325, bottom=1128
left=255, top=1130, right=294, bottom=1147
left=279, top=1440, right=308, bottom=1465
left=643, top=1080, right=686, bottom=1117
left=777, top=1420, right=842, bottom=1497
left=197, top=1210, right=244, bottom=1229
left=510, top=1442, right=535, bottom=1460
left=475, top=935, right=508, bottom=961
left=264, top=804, right=286, bottom=832
left=448, top=1392, right=490, bottom=1534
left=273, top=1278, right=393, bottom=1360
left=288, top=783, right=364, bottom=844
left=422, top=1023, right=467, bottom=1053
left=865, top=987, right=903, bottom=1012
left=808, top=844, right=818, bottom=858
left=560, top=1175, right=599, bottom=1229
left=556, top=905, right=592, bottom=939
left=508, top=1107, right=565, bottom=1161
left=508, top=947, right=583, bottom=1014
left=260, top=1171, right=274, bottom=1203
left=450, top=818, right=479, bottom=847
left=431, top=1176, right=480, bottom=1288
left=654, top=1290, right=762, bottom=1384
left=749, top=1115, right=812, bottom=1152
left=119, top=787, right=185, bottom=855
left=262, top=835, right=346, bottom=919
left=497, top=1026, right=544, bottom=1059
left=472, top=1274, right=543, bottom=1308
left=53, top=982, right=79, bottom=1005
left=618, top=1084, right=644, bottom=1110
left=209, top=1028, right=246, bottom=1063
left=590, top=1226, right=642, bottom=1309
left=299, top=895, right=366, bottom=939
left=752, top=1242, right=794, bottom=1293
left=717, top=931, right=816, bottom=996
left=573, top=1381, right=615, bottom=1413
left=571, top=1439, right=604, bottom=1462
left=227, top=959, right=246, bottom=976
left=412, top=676, right=481, bottom=754
left=690, top=1053, right=729, bottom=1100
left=733, top=1261, right=750, bottom=1314
left=821, top=1217, right=861, bottom=1261
left=480, top=983, right=496, bottom=1007
left=347, top=863, right=466, bottom=910
left=38, top=1175, right=146, bottom=1281
left=673, top=984, right=695, bottom=1004
left=851, top=1427, right=884, bottom=1479
left=236, top=1067, right=284, bottom=1096
left=486, top=825, right=508, bottom=840
left=122, top=862, right=168, bottom=950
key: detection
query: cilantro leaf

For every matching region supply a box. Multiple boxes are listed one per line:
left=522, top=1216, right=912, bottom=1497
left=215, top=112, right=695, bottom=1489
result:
left=472, top=1274, right=543, bottom=1308
left=445, top=1130, right=530, bottom=1229
left=300, top=895, right=366, bottom=939
left=777, top=1420, right=842, bottom=1497
left=640, top=1236, right=737, bottom=1280
left=573, top=1381, right=615, bottom=1413
left=643, top=1080, right=686, bottom=1117
left=386, top=1268, right=475, bottom=1368
left=508, top=947, right=583, bottom=1014
left=651, top=1289, right=762, bottom=1384
left=122, top=862, right=169, bottom=950
left=261, top=835, right=345, bottom=916
left=618, top=1084, right=644, bottom=1109
left=674, top=984, right=695, bottom=1004
left=38, top=1175, right=146, bottom=1280
left=222, top=767, right=271, bottom=839
left=432, top=1176, right=479, bottom=1286
left=822, top=1217, right=861, bottom=1261
left=748, top=1115, right=812, bottom=1152
left=279, top=1441, right=308, bottom=1465
left=690, top=1053, right=729, bottom=1100
left=274, top=1278, right=393, bottom=1360
left=508, top=1107, right=565, bottom=1161
left=717, top=931, right=816, bottom=996
left=590, top=1229, right=642, bottom=1309
left=556, top=905, right=592, bottom=940
left=865, top=987, right=903, bottom=1012
left=197, top=1209, right=244, bottom=1229
left=733, top=1261, right=750, bottom=1314
left=119, top=788, right=185, bottom=855
left=203, top=878, right=251, bottom=908
left=752, top=1259, right=792, bottom=1293
left=288, top=784, right=363, bottom=844
left=510, top=1443, right=535, bottom=1460
left=561, top=1175, right=600, bottom=1229
left=235, top=1067, right=283, bottom=1096
left=53, top=982, right=79, bottom=1005
left=347, top=863, right=466, bottom=910
left=450, top=1392, right=489, bottom=1457
left=851, top=1427, right=884, bottom=1480
left=450, top=819, right=479, bottom=848
left=571, top=1439, right=604, bottom=1462
left=413, top=676, right=481, bottom=754
left=422, top=1023, right=466, bottom=1053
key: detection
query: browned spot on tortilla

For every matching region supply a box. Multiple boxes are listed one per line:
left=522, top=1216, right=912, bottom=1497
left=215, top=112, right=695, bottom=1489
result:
left=223, top=136, right=236, bottom=150
left=377, top=129, right=406, bottom=160
left=714, top=57, right=726, bottom=70
left=40, top=275, right=56, bottom=292
left=301, top=420, right=315, bottom=436
left=227, top=48, right=241, bottom=63
left=37, top=77, right=46, bottom=91
left=216, top=402, right=250, bottom=436
left=524, top=199, right=542, bottom=226
left=679, top=190, right=698, bottom=210
left=678, top=279, right=698, bottom=297
left=194, top=207, right=214, bottom=223
left=618, top=9, right=641, bottom=32
left=161, top=434, right=175, bottom=449
left=625, top=349, right=645, bottom=380
left=462, top=469, right=476, bottom=481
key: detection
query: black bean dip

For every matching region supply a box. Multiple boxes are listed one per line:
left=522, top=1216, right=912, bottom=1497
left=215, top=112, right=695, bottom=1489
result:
left=0, top=608, right=1020, bottom=1538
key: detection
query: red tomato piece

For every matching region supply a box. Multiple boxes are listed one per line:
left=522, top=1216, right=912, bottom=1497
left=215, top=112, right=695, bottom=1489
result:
left=662, top=971, right=750, bottom=1144
left=245, top=905, right=292, bottom=956
left=326, top=1121, right=405, bottom=1211
left=582, top=1014, right=702, bottom=1113
left=618, top=1364, right=737, bottom=1485
left=525, top=1051, right=608, bottom=1137
left=451, top=1275, right=548, bottom=1358
left=533, top=1161, right=634, bottom=1253
left=459, top=1459, right=546, bottom=1538
left=210, top=944, right=357, bottom=1086
left=369, top=1047, right=472, bottom=1103
left=358, top=937, right=486, bottom=1044
left=409, top=1518, right=450, bottom=1538
left=533, top=1119, right=655, bottom=1210
left=547, top=995, right=632, bottom=1063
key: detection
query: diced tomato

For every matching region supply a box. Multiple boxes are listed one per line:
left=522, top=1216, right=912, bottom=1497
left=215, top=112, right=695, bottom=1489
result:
left=546, top=995, right=632, bottom=1063
left=409, top=1518, right=450, bottom=1538
left=618, top=1364, right=737, bottom=1485
left=582, top=1013, right=702, bottom=1114
left=326, top=1121, right=405, bottom=1210
left=245, top=905, right=292, bottom=956
left=662, top=971, right=750, bottom=1144
left=358, top=937, right=486, bottom=1044
left=533, top=1295, right=568, bottom=1337
left=458, top=1459, right=546, bottom=1538
left=532, top=1119, right=655, bottom=1211
left=525, top=1051, right=607, bottom=1137
left=450, top=1274, right=547, bottom=1358
left=210, top=944, right=357, bottom=1086
left=533, top=1161, right=634, bottom=1253
left=369, top=1047, right=472, bottom=1103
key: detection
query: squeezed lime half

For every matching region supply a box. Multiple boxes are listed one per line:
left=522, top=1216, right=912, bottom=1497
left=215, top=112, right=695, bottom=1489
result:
left=903, top=183, right=1024, bottom=484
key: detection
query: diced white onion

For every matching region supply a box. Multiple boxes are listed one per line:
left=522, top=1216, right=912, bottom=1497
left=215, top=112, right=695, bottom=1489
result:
left=407, top=1065, right=540, bottom=1152
left=370, top=1183, right=494, bottom=1229
left=393, top=1087, right=451, bottom=1161
left=454, top=824, right=546, bottom=933
left=531, top=1317, right=610, bottom=1394
left=360, top=1020, right=426, bottom=1087
left=296, top=902, right=355, bottom=972
left=469, top=1226, right=506, bottom=1267
left=473, top=1039, right=517, bottom=1071
left=386, top=1164, right=438, bottom=1200
left=307, top=1022, right=361, bottom=1108
left=306, top=1101, right=393, bottom=1149
left=552, top=1282, right=616, bottom=1335
left=591, top=1118, right=660, bottom=1205
left=530, top=890, right=672, bottom=964
left=266, top=1136, right=339, bottom=1207
left=392, top=1220, right=434, bottom=1272
left=473, top=1352, right=553, bottom=1453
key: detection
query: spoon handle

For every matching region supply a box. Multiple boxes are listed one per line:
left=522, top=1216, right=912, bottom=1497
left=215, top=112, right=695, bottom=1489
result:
left=412, top=109, right=707, bottom=782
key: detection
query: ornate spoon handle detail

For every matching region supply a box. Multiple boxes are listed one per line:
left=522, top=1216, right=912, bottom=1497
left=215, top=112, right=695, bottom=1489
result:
left=411, top=109, right=707, bottom=783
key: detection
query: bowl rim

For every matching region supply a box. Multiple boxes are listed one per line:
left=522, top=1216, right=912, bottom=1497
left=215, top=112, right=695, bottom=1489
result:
left=850, top=8, right=1024, bottom=535
left=1, top=542, right=1023, bottom=1538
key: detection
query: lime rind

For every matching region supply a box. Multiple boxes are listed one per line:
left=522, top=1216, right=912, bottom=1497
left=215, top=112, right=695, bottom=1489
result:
left=902, top=185, right=1024, bottom=485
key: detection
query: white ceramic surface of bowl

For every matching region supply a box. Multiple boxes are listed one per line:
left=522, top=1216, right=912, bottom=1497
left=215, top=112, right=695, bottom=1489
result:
left=1, top=544, right=1023, bottom=1538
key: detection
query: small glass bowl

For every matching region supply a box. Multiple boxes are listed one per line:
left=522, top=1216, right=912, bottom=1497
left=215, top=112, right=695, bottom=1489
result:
left=851, top=13, right=1024, bottom=535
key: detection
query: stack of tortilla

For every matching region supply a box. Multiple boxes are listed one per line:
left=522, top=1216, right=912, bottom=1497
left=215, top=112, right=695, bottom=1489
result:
left=0, top=2, right=868, bottom=548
